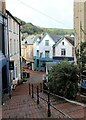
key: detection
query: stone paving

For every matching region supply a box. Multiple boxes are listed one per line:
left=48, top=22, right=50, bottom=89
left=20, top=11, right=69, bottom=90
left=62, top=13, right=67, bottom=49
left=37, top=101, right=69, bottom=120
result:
left=2, top=69, right=86, bottom=119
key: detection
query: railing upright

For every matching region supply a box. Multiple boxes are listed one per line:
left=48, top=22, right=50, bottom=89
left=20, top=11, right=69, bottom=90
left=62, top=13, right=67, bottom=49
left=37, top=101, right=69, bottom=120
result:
left=9, top=86, right=11, bottom=99
left=32, top=84, right=34, bottom=98
left=37, top=86, right=39, bottom=104
left=29, top=83, right=31, bottom=95
left=47, top=88, right=51, bottom=117
left=40, top=83, right=42, bottom=92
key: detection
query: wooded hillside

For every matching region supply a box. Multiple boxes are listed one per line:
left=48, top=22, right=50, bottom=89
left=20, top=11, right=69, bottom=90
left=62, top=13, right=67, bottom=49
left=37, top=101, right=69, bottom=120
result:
left=16, top=17, right=74, bottom=38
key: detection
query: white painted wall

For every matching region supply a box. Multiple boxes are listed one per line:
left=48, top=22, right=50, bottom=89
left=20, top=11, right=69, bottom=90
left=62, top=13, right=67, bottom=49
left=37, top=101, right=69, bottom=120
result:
left=34, top=33, right=55, bottom=58
left=7, top=14, right=21, bottom=85
left=55, top=38, right=74, bottom=57
left=33, top=37, right=40, bottom=56
left=39, top=34, right=55, bottom=58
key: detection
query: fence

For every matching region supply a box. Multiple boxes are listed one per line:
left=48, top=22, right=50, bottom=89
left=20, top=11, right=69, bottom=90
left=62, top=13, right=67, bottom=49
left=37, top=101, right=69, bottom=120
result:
left=28, top=83, right=73, bottom=119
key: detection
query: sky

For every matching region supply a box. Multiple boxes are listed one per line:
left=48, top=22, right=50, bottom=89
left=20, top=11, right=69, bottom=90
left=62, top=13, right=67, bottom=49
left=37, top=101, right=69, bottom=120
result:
left=6, top=0, right=73, bottom=29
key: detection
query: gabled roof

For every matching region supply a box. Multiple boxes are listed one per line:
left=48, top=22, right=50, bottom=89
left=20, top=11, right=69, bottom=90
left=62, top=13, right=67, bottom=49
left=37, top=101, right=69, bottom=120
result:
left=49, top=34, right=62, bottom=43
left=53, top=36, right=74, bottom=47
left=65, top=36, right=74, bottom=46
left=6, top=10, right=21, bottom=25
left=33, top=35, right=41, bottom=43
left=53, top=37, right=64, bottom=47
left=39, top=32, right=60, bottom=44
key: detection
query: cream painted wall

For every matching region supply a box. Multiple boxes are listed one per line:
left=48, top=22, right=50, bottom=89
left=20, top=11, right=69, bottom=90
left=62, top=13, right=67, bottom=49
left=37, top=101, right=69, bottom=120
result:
left=21, top=44, right=33, bottom=60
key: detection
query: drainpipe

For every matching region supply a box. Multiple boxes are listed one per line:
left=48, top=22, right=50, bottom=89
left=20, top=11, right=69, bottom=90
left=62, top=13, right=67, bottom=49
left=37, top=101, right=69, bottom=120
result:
left=19, top=24, right=22, bottom=80
left=6, top=13, right=11, bottom=94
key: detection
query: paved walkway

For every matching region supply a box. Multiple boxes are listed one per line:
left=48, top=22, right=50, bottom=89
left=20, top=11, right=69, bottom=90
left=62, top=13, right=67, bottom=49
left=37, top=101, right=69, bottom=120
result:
left=2, top=69, right=86, bottom=119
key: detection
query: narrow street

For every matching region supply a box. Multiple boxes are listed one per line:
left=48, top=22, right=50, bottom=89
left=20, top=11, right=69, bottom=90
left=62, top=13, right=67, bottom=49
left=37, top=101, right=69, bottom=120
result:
left=2, top=70, right=86, bottom=119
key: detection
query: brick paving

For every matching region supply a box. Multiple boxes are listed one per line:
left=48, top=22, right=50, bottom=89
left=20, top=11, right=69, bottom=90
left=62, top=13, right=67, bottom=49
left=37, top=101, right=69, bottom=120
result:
left=2, top=69, right=86, bottom=119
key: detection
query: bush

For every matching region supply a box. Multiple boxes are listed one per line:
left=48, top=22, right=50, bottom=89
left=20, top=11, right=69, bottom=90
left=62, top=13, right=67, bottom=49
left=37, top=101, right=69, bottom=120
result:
left=48, top=60, right=79, bottom=100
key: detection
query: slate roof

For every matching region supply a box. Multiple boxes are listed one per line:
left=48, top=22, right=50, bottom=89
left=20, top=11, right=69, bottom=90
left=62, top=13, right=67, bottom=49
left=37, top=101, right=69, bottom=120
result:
left=65, top=36, right=74, bottom=46
left=49, top=34, right=62, bottom=43
left=22, top=35, right=35, bottom=45
left=53, top=36, right=75, bottom=47
left=36, top=32, right=62, bottom=44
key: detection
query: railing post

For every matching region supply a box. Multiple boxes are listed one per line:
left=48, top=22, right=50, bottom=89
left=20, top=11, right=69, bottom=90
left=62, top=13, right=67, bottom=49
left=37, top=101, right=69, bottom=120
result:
left=47, top=88, right=51, bottom=117
left=2, top=90, right=3, bottom=105
left=32, top=84, right=34, bottom=98
left=37, top=86, right=39, bottom=104
left=29, top=83, right=31, bottom=95
left=9, top=86, right=11, bottom=99
left=40, top=83, right=42, bottom=92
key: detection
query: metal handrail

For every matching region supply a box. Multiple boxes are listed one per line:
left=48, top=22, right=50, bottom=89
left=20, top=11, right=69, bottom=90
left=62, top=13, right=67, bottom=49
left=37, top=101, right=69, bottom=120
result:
left=38, top=90, right=73, bottom=119
left=29, top=83, right=73, bottom=119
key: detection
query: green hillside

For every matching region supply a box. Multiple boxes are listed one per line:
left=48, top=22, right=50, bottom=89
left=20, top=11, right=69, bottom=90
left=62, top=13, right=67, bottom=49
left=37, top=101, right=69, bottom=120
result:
left=15, top=17, right=74, bottom=37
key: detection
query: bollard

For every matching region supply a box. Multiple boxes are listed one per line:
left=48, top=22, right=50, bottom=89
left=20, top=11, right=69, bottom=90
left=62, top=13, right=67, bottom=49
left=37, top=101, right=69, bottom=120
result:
left=29, top=83, right=31, bottom=95
left=32, top=84, right=34, bottom=98
left=47, top=88, right=51, bottom=117
left=37, top=86, right=39, bottom=104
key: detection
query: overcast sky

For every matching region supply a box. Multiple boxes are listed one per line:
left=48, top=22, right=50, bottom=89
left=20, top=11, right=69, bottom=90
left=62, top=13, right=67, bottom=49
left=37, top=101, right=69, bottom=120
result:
left=6, top=0, right=73, bottom=29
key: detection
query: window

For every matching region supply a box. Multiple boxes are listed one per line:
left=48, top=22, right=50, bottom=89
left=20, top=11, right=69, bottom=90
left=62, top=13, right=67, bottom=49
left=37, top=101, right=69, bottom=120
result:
left=45, top=40, right=49, bottom=46
left=16, top=65, right=17, bottom=78
left=9, top=17, right=12, bottom=31
left=40, top=52, right=43, bottom=58
left=61, top=49, right=66, bottom=56
left=14, top=39, right=16, bottom=54
left=37, top=50, right=39, bottom=57
left=10, top=39, right=12, bottom=55
left=13, top=20, right=15, bottom=33
left=45, top=51, right=49, bottom=58
left=17, top=40, right=19, bottom=52
left=53, top=47, right=55, bottom=56
left=62, top=42, right=64, bottom=45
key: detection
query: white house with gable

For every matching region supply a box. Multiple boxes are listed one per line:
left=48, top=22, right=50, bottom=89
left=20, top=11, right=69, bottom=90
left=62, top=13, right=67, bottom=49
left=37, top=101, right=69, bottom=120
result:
left=53, top=36, right=75, bottom=62
left=33, top=33, right=60, bottom=71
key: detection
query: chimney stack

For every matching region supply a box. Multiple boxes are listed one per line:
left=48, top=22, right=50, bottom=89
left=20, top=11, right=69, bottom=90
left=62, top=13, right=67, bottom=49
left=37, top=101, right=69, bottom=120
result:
left=2, top=0, right=6, bottom=14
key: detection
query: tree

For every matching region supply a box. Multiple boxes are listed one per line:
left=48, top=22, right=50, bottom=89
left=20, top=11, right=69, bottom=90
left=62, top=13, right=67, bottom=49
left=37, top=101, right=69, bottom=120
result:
left=48, top=60, right=79, bottom=100
left=76, top=42, right=86, bottom=71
